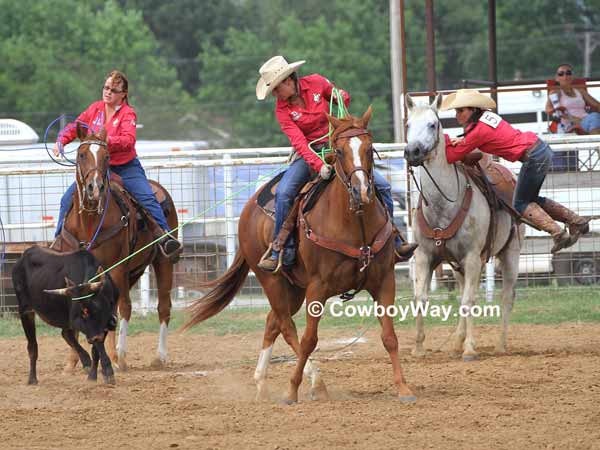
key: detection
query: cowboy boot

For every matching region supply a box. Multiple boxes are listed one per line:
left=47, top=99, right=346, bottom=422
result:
left=257, top=244, right=283, bottom=274
left=522, top=203, right=572, bottom=253
left=541, top=198, right=590, bottom=243
left=159, top=234, right=183, bottom=263
left=142, top=214, right=182, bottom=263
left=394, top=228, right=418, bottom=263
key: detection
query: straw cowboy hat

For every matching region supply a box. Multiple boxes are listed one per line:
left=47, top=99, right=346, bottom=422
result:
left=256, top=56, right=305, bottom=100
left=441, top=89, right=497, bottom=111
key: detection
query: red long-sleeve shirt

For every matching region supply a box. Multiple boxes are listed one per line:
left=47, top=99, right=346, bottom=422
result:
left=445, top=112, right=538, bottom=163
left=275, top=74, right=350, bottom=172
left=59, top=100, right=138, bottom=166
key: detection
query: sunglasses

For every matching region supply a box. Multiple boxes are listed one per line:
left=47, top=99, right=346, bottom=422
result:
left=103, top=85, right=124, bottom=94
left=556, top=70, right=572, bottom=77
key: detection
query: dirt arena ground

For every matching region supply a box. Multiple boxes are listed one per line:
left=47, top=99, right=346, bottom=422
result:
left=1, top=322, right=600, bottom=450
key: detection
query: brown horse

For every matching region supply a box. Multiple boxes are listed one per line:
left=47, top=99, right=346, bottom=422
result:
left=182, top=107, right=415, bottom=404
left=54, top=124, right=178, bottom=371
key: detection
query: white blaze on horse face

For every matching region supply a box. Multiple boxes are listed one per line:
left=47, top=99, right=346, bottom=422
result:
left=349, top=137, right=369, bottom=201
left=89, top=143, right=101, bottom=191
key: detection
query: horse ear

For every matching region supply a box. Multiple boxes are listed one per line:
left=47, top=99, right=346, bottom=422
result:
left=431, top=93, right=443, bottom=111
left=97, top=128, right=107, bottom=142
left=326, top=113, right=344, bottom=130
left=361, top=105, right=373, bottom=128
left=76, top=122, right=87, bottom=141
left=406, top=94, right=415, bottom=111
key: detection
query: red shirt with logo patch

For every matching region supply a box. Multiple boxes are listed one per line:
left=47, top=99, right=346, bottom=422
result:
left=275, top=74, right=350, bottom=172
left=59, top=100, right=138, bottom=166
left=444, top=114, right=538, bottom=164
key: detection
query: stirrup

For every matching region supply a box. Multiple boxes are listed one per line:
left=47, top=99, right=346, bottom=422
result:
left=394, top=242, right=418, bottom=263
left=258, top=244, right=283, bottom=275
left=158, top=238, right=183, bottom=263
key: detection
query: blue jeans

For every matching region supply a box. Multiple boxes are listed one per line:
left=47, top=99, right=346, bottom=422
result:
left=513, top=140, right=552, bottom=214
left=271, top=158, right=399, bottom=258
left=55, top=158, right=170, bottom=236
left=581, top=112, right=600, bottom=133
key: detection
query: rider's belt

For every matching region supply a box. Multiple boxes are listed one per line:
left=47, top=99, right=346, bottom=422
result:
left=518, top=139, right=543, bottom=163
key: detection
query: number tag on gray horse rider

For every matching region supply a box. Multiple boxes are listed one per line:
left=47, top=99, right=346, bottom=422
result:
left=479, top=111, right=502, bottom=128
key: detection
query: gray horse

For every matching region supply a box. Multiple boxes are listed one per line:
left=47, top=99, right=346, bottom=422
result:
left=404, top=94, right=524, bottom=361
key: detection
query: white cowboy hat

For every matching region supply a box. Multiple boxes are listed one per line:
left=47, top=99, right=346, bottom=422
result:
left=440, top=89, right=496, bottom=111
left=256, top=56, right=305, bottom=100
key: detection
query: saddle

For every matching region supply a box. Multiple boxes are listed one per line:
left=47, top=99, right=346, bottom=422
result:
left=464, top=160, right=519, bottom=218
left=55, top=174, right=171, bottom=252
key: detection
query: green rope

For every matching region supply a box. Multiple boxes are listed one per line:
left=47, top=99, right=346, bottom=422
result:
left=309, top=86, right=349, bottom=162
left=70, top=293, right=95, bottom=301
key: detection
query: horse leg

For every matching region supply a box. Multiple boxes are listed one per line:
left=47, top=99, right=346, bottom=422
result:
left=116, top=289, right=132, bottom=371
left=459, top=256, right=483, bottom=361
left=451, top=271, right=468, bottom=355
left=412, top=251, right=434, bottom=357
left=109, top=267, right=132, bottom=371
left=495, top=238, right=519, bottom=353
left=373, top=273, right=416, bottom=403
left=254, top=310, right=280, bottom=401
left=285, top=284, right=327, bottom=405
left=151, top=258, right=173, bottom=368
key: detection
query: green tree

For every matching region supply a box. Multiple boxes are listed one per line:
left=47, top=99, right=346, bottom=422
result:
left=198, top=0, right=393, bottom=147
left=0, top=0, right=189, bottom=139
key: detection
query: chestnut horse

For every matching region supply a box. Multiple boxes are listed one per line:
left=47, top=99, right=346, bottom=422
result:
left=182, top=107, right=415, bottom=404
left=54, top=124, right=178, bottom=370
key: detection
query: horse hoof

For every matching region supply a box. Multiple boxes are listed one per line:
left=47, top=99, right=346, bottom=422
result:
left=309, top=388, right=330, bottom=401
left=150, top=357, right=166, bottom=369
left=117, top=360, right=128, bottom=372
left=104, top=375, right=116, bottom=385
left=411, top=349, right=427, bottom=358
left=280, top=398, right=297, bottom=406
left=463, top=354, right=479, bottom=362
left=27, top=379, right=38, bottom=386
left=399, top=395, right=417, bottom=404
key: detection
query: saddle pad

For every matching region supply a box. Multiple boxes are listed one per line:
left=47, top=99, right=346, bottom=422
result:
left=256, top=172, right=285, bottom=216
left=256, top=172, right=332, bottom=218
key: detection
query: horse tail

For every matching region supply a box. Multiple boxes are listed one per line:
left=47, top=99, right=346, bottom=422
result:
left=180, top=250, right=249, bottom=332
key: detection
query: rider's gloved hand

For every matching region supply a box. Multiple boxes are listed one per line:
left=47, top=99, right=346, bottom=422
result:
left=319, top=164, right=333, bottom=180
left=52, top=142, right=62, bottom=158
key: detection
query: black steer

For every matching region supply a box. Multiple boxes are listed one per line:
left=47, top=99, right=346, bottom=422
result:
left=12, top=246, right=118, bottom=385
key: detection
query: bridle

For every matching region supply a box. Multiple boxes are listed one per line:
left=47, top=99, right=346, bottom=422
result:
left=407, top=110, right=460, bottom=206
left=331, top=126, right=375, bottom=212
left=76, top=139, right=109, bottom=215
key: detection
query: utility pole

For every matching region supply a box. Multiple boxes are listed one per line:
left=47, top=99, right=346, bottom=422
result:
left=390, top=0, right=406, bottom=143
left=583, top=31, right=599, bottom=77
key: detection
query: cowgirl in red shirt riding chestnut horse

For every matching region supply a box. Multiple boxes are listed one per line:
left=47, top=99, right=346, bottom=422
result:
left=255, top=56, right=417, bottom=272
left=443, top=89, right=589, bottom=253
left=53, top=70, right=182, bottom=261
